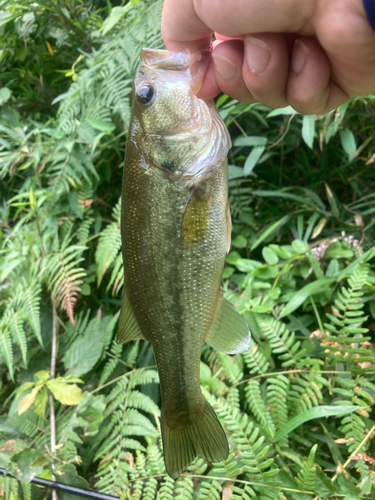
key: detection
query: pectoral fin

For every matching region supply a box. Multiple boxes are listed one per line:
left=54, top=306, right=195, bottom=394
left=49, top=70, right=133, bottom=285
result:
left=181, top=187, right=211, bottom=244
left=205, top=296, right=251, bottom=354
left=117, top=293, right=146, bottom=344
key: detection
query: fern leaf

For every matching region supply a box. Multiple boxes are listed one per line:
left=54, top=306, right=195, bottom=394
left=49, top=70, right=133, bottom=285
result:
left=23, top=282, right=42, bottom=346
left=96, top=222, right=121, bottom=285
left=245, top=380, right=276, bottom=439
left=296, top=443, right=318, bottom=499
left=0, top=329, right=13, bottom=381
left=9, top=313, right=27, bottom=366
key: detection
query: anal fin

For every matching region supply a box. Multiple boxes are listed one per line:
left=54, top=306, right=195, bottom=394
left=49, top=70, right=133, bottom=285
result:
left=117, top=293, right=146, bottom=344
left=205, top=295, right=251, bottom=354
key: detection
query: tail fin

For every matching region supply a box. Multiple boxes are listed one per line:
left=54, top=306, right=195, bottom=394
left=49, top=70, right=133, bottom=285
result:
left=161, top=400, right=229, bottom=479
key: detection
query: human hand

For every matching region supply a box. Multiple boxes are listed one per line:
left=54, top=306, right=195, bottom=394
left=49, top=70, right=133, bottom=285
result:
left=161, top=0, right=375, bottom=114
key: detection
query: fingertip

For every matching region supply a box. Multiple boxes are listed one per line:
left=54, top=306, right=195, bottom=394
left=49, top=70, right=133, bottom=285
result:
left=196, top=58, right=220, bottom=99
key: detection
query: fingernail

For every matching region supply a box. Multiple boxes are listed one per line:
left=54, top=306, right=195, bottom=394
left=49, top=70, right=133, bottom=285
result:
left=292, top=40, right=309, bottom=74
left=245, top=36, right=270, bottom=73
left=212, top=53, right=237, bottom=79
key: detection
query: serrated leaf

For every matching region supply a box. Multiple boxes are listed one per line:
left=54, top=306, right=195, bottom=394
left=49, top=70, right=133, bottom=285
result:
left=47, top=378, right=83, bottom=405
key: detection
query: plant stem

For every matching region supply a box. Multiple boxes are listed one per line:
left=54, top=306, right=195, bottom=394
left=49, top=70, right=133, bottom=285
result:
left=50, top=301, right=58, bottom=500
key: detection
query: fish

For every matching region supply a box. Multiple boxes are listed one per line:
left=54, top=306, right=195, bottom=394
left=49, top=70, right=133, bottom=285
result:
left=117, top=47, right=251, bottom=479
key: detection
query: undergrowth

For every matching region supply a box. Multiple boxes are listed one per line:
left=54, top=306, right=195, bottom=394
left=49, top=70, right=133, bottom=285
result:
left=0, top=1, right=374, bottom=499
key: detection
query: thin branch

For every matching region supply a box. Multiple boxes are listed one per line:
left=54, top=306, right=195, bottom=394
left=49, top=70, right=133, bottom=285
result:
left=49, top=301, right=58, bottom=500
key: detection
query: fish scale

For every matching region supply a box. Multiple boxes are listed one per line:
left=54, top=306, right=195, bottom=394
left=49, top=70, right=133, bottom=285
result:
left=118, top=48, right=251, bottom=478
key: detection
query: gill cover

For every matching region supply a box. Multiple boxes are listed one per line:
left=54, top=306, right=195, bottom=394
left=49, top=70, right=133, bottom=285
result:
left=131, top=48, right=231, bottom=179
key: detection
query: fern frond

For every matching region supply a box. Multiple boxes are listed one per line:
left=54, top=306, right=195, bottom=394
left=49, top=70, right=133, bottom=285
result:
left=296, top=444, right=318, bottom=500
left=9, top=311, right=27, bottom=366
left=243, top=342, right=270, bottom=375
left=0, top=327, right=13, bottom=380
left=245, top=380, right=276, bottom=439
left=266, top=375, right=289, bottom=442
left=324, top=263, right=370, bottom=364
left=257, top=315, right=306, bottom=367
left=96, top=221, right=121, bottom=286
left=174, top=476, right=194, bottom=500
left=47, top=244, right=86, bottom=324
left=99, top=339, right=123, bottom=385
left=288, top=373, right=323, bottom=415
left=94, top=369, right=159, bottom=497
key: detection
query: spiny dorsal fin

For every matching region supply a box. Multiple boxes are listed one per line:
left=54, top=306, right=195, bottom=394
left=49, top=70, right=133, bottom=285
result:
left=117, top=293, right=145, bottom=344
left=181, top=186, right=211, bottom=244
left=205, top=295, right=251, bottom=354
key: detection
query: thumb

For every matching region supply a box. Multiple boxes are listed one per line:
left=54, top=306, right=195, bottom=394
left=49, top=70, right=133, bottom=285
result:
left=162, top=0, right=314, bottom=52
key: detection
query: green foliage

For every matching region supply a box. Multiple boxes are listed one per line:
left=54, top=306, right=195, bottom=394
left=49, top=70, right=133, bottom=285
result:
left=0, top=1, right=375, bottom=499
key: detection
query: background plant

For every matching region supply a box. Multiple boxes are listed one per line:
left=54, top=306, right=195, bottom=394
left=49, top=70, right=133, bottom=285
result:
left=0, top=1, right=375, bottom=499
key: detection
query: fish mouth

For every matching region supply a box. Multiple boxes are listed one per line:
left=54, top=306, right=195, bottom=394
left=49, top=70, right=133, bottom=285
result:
left=141, top=47, right=211, bottom=94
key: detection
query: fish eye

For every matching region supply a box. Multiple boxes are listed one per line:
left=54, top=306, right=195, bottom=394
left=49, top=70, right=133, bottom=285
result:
left=136, top=84, right=155, bottom=105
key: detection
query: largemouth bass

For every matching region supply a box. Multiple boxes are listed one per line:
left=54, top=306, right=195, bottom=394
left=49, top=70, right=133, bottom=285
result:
left=118, top=48, right=251, bottom=479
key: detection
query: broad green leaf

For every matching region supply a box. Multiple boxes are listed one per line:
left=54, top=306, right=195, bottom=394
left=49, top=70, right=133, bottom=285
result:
left=262, top=247, right=279, bottom=265
left=233, top=136, right=267, bottom=147
left=101, top=5, right=131, bottom=34
left=339, top=128, right=357, bottom=160
left=47, top=378, right=83, bottom=405
left=85, top=118, right=116, bottom=133
left=35, top=370, right=50, bottom=381
left=302, top=114, right=315, bottom=148
left=0, top=87, right=11, bottom=106
left=10, top=448, right=45, bottom=483
left=279, top=278, right=334, bottom=318
left=291, top=239, right=307, bottom=254
left=274, top=405, right=363, bottom=442
left=34, top=388, right=48, bottom=420
left=231, top=235, right=247, bottom=248
left=228, top=165, right=244, bottom=180
left=244, top=146, right=265, bottom=176
left=266, top=105, right=297, bottom=117
left=18, top=386, right=41, bottom=415
left=251, top=215, right=290, bottom=251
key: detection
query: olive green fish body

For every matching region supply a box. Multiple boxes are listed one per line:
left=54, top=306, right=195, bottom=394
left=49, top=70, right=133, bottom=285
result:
left=118, top=48, right=251, bottom=479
